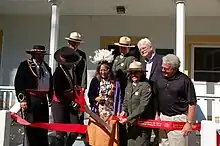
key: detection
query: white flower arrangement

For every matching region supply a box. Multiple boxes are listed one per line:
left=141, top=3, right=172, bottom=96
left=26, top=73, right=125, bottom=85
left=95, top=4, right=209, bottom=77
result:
left=89, top=49, right=114, bottom=64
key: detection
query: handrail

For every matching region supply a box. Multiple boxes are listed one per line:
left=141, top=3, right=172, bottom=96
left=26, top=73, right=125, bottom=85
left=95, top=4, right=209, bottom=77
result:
left=0, top=86, right=218, bottom=97
left=197, top=94, right=220, bottom=98
left=0, top=86, right=14, bottom=90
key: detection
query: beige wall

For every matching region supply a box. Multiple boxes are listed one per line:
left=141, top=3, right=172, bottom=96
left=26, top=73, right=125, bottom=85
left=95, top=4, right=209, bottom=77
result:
left=0, top=15, right=220, bottom=85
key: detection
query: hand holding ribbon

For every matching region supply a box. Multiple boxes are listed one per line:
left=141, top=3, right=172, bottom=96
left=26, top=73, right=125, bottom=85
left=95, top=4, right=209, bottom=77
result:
left=73, top=85, right=86, bottom=112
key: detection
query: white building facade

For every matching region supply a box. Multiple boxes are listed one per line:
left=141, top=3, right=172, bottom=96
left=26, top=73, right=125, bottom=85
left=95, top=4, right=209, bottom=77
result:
left=0, top=0, right=220, bottom=145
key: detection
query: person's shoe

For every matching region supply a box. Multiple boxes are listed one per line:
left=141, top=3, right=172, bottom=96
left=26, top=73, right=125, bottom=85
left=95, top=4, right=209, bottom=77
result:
left=55, top=135, right=65, bottom=146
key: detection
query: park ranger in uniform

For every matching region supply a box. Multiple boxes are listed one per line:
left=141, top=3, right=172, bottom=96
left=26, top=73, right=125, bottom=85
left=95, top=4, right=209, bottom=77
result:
left=112, top=36, right=136, bottom=104
left=112, top=36, right=135, bottom=146
left=120, top=61, right=153, bottom=146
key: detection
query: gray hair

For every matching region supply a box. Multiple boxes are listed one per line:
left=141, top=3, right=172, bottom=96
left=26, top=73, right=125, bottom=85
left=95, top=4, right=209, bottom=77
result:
left=162, top=54, right=181, bottom=69
left=137, top=38, right=152, bottom=48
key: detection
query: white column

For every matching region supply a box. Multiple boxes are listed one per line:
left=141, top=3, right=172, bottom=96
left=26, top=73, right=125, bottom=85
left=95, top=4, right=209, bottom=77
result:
left=175, top=0, right=185, bottom=73
left=48, top=0, right=62, bottom=73
left=175, top=2, right=197, bottom=145
left=0, top=110, right=11, bottom=146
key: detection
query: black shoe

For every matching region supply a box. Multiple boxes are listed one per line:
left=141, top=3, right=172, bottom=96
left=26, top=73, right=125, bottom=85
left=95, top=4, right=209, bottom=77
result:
left=55, top=135, right=65, bottom=146
left=66, top=133, right=78, bottom=146
left=79, top=133, right=86, bottom=139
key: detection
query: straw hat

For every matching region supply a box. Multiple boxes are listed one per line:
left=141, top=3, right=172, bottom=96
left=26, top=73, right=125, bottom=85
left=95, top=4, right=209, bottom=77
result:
left=65, top=32, right=84, bottom=43
left=114, top=36, right=135, bottom=48
left=54, top=46, right=81, bottom=66
left=26, top=45, right=50, bottom=55
left=127, top=61, right=145, bottom=72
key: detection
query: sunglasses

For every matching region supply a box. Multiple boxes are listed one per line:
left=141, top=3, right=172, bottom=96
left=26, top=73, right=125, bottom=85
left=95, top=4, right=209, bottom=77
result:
left=129, top=71, right=142, bottom=74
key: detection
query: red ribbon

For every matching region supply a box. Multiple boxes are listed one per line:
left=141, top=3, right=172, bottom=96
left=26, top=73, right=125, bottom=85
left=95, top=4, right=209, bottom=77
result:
left=74, top=86, right=86, bottom=112
left=52, top=86, right=86, bottom=112
left=11, top=113, right=201, bottom=134
left=11, top=88, right=201, bottom=133
left=11, top=113, right=87, bottom=134
left=110, top=116, right=201, bottom=131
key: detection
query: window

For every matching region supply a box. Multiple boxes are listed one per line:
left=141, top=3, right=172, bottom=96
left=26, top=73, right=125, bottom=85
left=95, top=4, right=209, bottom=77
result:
left=108, top=45, right=120, bottom=58
left=156, top=49, right=174, bottom=56
left=194, top=47, right=220, bottom=82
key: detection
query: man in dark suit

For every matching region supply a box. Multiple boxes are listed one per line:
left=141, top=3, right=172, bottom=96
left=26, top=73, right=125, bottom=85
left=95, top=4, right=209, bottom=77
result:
left=14, top=45, right=53, bottom=146
left=137, top=38, right=163, bottom=146
left=65, top=32, right=87, bottom=142
left=52, top=46, right=83, bottom=146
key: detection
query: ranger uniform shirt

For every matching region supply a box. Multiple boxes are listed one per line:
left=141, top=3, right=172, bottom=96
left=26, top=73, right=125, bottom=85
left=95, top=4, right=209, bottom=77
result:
left=154, top=71, right=197, bottom=116
left=122, top=81, right=152, bottom=124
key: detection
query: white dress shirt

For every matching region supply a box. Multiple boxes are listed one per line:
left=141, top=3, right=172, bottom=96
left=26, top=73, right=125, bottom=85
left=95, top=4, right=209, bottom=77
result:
left=145, top=53, right=155, bottom=80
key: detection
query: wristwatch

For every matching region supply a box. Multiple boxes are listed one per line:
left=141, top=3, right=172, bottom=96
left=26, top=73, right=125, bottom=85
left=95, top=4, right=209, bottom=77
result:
left=186, top=120, right=193, bottom=125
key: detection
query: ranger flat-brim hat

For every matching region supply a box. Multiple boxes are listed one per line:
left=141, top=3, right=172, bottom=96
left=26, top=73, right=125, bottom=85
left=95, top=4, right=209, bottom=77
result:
left=127, top=61, right=146, bottom=72
left=114, top=36, right=135, bottom=48
left=26, top=45, right=50, bottom=55
left=54, top=46, right=82, bottom=66
left=65, top=32, right=84, bottom=43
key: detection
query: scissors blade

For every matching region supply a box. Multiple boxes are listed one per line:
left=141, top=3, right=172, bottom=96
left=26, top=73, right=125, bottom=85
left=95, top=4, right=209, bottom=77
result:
left=84, top=105, right=112, bottom=133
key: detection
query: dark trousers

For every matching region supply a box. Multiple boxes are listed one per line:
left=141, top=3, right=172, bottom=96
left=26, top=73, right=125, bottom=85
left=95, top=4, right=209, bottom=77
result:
left=119, top=123, right=127, bottom=146
left=151, top=129, right=159, bottom=146
left=52, top=101, right=79, bottom=146
left=127, top=126, right=152, bottom=146
left=25, top=95, right=49, bottom=146
left=79, top=112, right=90, bottom=146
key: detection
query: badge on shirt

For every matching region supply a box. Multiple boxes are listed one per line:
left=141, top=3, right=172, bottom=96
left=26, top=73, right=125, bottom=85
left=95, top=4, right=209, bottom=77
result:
left=135, top=92, right=139, bottom=95
left=146, top=86, right=151, bottom=92
left=121, top=63, right=124, bottom=66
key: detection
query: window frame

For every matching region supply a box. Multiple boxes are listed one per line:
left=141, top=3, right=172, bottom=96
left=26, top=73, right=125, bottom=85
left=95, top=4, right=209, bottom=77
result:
left=191, top=44, right=220, bottom=84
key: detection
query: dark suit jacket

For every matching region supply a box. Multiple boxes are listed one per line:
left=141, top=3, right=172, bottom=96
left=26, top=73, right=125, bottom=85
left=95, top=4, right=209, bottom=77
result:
left=14, top=59, right=53, bottom=102
left=53, top=65, right=76, bottom=104
left=74, top=49, right=87, bottom=89
left=141, top=53, right=163, bottom=118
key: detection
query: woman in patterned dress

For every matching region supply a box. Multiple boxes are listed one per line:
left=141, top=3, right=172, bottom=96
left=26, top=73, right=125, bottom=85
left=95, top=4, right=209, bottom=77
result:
left=86, top=49, right=121, bottom=146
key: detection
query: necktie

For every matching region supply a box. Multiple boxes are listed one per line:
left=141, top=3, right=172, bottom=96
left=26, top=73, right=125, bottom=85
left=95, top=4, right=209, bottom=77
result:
left=39, top=65, right=44, bottom=79
left=146, top=58, right=152, bottom=63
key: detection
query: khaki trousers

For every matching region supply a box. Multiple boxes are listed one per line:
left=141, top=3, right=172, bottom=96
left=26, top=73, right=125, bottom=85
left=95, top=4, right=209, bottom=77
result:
left=159, top=113, right=188, bottom=146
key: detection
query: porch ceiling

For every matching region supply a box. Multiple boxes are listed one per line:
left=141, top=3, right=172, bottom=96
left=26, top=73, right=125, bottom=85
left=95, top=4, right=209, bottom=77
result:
left=0, top=0, right=220, bottom=16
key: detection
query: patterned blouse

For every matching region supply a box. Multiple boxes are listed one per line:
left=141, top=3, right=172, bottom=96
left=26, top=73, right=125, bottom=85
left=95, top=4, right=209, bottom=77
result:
left=98, top=79, right=114, bottom=120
